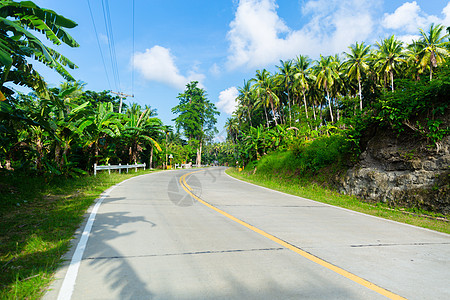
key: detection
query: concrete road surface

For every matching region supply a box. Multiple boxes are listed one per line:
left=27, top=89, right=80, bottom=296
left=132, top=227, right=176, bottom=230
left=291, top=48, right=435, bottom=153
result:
left=44, top=167, right=450, bottom=299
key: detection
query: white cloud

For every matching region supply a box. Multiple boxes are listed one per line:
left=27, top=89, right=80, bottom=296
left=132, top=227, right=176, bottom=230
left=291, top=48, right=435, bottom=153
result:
left=226, top=0, right=377, bottom=69
left=441, top=2, right=450, bottom=26
left=398, top=34, right=421, bottom=44
left=216, top=87, right=239, bottom=115
left=133, top=46, right=204, bottom=90
left=383, top=1, right=450, bottom=33
left=383, top=2, right=427, bottom=33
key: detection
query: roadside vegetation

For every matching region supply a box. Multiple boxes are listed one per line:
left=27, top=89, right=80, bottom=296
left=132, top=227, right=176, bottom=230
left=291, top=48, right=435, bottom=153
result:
left=216, top=24, right=449, bottom=222
left=1, top=0, right=449, bottom=298
left=0, top=169, right=158, bottom=299
left=226, top=167, right=450, bottom=234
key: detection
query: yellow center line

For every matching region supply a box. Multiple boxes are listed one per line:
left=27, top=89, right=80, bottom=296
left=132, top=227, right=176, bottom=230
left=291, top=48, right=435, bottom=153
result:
left=179, top=170, right=406, bottom=300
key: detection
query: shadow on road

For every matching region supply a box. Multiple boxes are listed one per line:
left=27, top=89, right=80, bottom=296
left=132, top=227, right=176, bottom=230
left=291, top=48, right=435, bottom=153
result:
left=80, top=196, right=156, bottom=299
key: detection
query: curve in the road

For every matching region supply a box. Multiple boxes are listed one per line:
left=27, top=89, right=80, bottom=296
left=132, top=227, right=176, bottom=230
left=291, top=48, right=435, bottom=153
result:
left=180, top=170, right=406, bottom=300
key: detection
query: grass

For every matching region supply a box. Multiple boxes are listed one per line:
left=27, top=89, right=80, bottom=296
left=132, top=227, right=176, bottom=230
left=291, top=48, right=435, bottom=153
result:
left=0, top=169, right=159, bottom=300
left=226, top=168, right=450, bottom=234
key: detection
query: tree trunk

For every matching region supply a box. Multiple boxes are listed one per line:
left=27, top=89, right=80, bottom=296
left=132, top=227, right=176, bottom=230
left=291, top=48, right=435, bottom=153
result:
left=326, top=89, right=334, bottom=123
left=149, top=146, right=153, bottom=169
left=269, top=97, right=278, bottom=126
left=94, top=141, right=99, bottom=165
left=196, top=141, right=202, bottom=166
left=55, top=143, right=61, bottom=169
left=287, top=92, right=292, bottom=126
left=390, top=71, right=394, bottom=92
left=358, top=77, right=363, bottom=110
left=263, top=104, right=269, bottom=128
left=302, top=92, right=309, bottom=119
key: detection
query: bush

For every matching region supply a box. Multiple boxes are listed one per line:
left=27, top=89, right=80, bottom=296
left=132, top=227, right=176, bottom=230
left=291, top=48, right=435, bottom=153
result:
left=294, top=135, right=350, bottom=172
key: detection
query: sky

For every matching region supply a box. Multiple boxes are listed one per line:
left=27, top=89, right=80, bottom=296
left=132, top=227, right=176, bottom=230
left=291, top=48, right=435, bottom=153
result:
left=24, top=0, right=450, bottom=140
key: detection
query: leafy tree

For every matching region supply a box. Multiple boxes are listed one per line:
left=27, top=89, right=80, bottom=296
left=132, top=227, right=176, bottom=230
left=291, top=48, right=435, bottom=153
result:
left=314, top=55, right=339, bottom=122
left=343, top=42, right=371, bottom=110
left=123, top=106, right=162, bottom=164
left=172, top=81, right=219, bottom=166
left=293, top=55, right=312, bottom=120
left=374, top=35, right=405, bottom=91
left=0, top=0, right=79, bottom=97
left=418, top=23, right=449, bottom=80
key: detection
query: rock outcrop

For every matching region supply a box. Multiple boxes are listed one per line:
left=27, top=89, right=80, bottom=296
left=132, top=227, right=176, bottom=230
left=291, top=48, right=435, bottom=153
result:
left=339, top=128, right=450, bottom=214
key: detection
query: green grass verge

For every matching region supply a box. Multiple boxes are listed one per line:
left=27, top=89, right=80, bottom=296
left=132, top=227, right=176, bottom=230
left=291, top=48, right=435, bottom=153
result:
left=226, top=168, right=450, bottom=234
left=0, top=169, right=160, bottom=299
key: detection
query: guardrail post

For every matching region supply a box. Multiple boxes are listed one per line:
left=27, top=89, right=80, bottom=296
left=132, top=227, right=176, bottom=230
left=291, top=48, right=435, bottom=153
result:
left=119, top=163, right=121, bottom=174
left=127, top=163, right=129, bottom=173
left=135, top=163, right=137, bottom=172
left=144, top=163, right=146, bottom=170
left=94, top=163, right=97, bottom=176
left=108, top=163, right=111, bottom=174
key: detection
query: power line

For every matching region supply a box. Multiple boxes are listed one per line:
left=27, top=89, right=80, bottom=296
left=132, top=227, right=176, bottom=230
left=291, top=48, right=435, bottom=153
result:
left=132, top=0, right=135, bottom=97
left=101, top=0, right=121, bottom=92
left=86, top=0, right=112, bottom=91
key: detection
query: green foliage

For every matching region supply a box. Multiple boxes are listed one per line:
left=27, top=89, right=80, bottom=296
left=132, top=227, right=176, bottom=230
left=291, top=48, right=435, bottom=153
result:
left=0, top=169, right=157, bottom=299
left=0, top=0, right=79, bottom=96
left=293, top=135, right=350, bottom=172
left=172, top=81, right=219, bottom=141
left=376, top=62, right=450, bottom=144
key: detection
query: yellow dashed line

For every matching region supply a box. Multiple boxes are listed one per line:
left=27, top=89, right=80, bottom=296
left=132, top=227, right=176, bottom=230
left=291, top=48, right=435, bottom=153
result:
left=179, top=170, right=406, bottom=300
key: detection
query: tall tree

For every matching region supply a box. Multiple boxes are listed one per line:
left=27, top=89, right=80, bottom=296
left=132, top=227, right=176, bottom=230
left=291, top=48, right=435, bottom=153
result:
left=314, top=55, right=339, bottom=122
left=253, top=69, right=280, bottom=126
left=277, top=59, right=295, bottom=126
left=172, top=81, right=219, bottom=166
left=293, top=55, right=312, bottom=119
left=237, top=80, right=254, bottom=127
left=418, top=23, right=449, bottom=80
left=374, top=35, right=405, bottom=91
left=343, top=42, right=371, bottom=110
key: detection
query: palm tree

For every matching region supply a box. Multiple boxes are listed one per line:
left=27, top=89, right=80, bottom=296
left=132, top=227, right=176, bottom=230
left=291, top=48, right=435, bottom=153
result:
left=418, top=23, right=449, bottom=80
left=237, top=80, right=254, bottom=127
left=314, top=55, right=339, bottom=123
left=343, top=42, right=371, bottom=110
left=293, top=55, right=312, bottom=119
left=225, top=117, right=239, bottom=144
left=277, top=59, right=295, bottom=126
left=405, top=40, right=425, bottom=81
left=374, top=35, right=405, bottom=91
left=253, top=69, right=280, bottom=126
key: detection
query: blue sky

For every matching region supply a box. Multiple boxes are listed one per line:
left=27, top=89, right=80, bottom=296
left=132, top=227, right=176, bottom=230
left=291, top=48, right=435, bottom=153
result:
left=27, top=0, right=450, bottom=139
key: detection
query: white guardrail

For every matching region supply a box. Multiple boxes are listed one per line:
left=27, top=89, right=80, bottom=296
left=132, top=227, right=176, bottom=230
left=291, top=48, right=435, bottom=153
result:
left=94, top=163, right=146, bottom=175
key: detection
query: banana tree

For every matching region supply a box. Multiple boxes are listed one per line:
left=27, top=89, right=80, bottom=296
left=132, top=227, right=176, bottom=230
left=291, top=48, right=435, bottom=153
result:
left=81, top=102, right=123, bottom=166
left=123, top=107, right=162, bottom=164
left=0, top=0, right=79, bottom=96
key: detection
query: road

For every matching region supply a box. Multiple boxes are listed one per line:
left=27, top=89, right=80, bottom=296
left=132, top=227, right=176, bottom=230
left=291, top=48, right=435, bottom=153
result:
left=44, top=167, right=450, bottom=299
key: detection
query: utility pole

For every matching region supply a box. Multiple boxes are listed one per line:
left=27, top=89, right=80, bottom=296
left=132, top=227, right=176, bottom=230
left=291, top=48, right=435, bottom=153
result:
left=110, top=91, right=133, bottom=113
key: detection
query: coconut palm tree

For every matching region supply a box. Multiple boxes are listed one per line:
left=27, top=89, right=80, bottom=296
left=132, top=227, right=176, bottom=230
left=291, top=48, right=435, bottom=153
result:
left=417, top=23, right=449, bottom=80
left=293, top=55, right=312, bottom=119
left=253, top=69, right=280, bottom=126
left=237, top=80, right=254, bottom=127
left=314, top=55, right=339, bottom=123
left=276, top=59, right=295, bottom=126
left=343, top=42, right=371, bottom=110
left=374, top=35, right=405, bottom=91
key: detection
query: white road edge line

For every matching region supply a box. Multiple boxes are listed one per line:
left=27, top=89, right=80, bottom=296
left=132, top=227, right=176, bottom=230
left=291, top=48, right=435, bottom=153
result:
left=56, top=173, right=155, bottom=300
left=223, top=169, right=450, bottom=237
